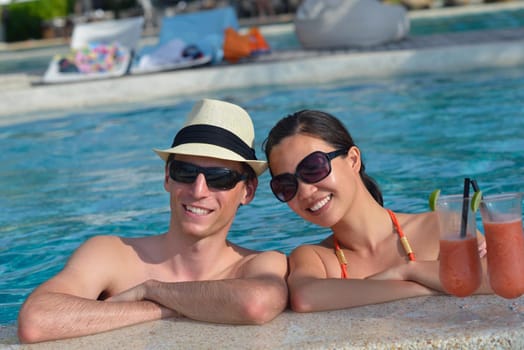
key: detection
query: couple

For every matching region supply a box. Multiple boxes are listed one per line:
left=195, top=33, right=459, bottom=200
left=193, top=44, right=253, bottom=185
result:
left=17, top=99, right=490, bottom=343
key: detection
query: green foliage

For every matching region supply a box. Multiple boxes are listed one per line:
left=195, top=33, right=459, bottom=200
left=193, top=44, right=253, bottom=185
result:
left=4, top=0, right=74, bottom=42
left=4, top=2, right=42, bottom=42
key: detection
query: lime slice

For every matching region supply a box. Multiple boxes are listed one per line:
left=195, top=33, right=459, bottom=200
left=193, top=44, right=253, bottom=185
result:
left=471, top=190, right=482, bottom=212
left=429, top=189, right=441, bottom=211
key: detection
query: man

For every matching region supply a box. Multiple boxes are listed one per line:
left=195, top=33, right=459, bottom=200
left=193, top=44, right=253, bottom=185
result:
left=18, top=99, right=289, bottom=343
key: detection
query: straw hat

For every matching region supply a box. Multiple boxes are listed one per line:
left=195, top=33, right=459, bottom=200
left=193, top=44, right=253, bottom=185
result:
left=154, top=98, right=267, bottom=176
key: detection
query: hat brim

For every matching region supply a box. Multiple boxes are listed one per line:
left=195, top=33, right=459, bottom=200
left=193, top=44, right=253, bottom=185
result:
left=153, top=143, right=268, bottom=176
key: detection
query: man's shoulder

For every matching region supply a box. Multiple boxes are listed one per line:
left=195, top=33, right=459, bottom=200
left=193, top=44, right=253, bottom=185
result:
left=81, top=234, right=125, bottom=248
left=241, top=249, right=287, bottom=269
left=66, top=235, right=155, bottom=276
left=75, top=235, right=148, bottom=257
left=83, top=234, right=153, bottom=245
left=228, top=241, right=286, bottom=260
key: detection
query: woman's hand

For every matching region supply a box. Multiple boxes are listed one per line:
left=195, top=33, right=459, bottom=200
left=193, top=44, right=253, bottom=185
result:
left=368, top=261, right=444, bottom=293
left=478, top=238, right=487, bottom=259
left=366, top=262, right=411, bottom=281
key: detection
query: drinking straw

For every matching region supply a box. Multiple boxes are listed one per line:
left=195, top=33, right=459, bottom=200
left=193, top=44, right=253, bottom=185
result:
left=471, top=179, right=480, bottom=194
left=460, top=178, right=471, bottom=238
left=472, top=179, right=491, bottom=219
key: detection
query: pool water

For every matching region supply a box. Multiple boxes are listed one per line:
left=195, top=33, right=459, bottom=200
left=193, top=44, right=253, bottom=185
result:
left=1, top=65, right=524, bottom=326
left=410, top=8, right=524, bottom=35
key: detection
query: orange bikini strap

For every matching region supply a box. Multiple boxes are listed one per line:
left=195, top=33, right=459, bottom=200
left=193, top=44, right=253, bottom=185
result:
left=334, top=209, right=415, bottom=280
left=333, top=237, right=348, bottom=279
left=386, top=209, right=416, bottom=261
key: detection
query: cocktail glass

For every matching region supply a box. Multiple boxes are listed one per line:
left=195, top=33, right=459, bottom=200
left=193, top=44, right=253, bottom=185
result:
left=480, top=192, right=524, bottom=299
left=436, top=194, right=482, bottom=297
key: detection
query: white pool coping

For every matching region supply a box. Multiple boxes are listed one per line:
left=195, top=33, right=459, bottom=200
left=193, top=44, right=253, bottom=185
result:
left=2, top=295, right=524, bottom=349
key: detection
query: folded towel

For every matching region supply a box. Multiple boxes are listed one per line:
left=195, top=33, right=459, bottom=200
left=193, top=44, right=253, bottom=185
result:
left=137, top=39, right=204, bottom=69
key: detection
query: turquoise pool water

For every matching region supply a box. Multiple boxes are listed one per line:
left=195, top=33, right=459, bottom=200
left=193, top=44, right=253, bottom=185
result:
left=1, top=65, right=524, bottom=326
left=410, top=8, right=524, bottom=35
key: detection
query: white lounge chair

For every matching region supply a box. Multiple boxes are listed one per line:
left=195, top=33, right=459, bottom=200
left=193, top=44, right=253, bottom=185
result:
left=39, top=17, right=144, bottom=84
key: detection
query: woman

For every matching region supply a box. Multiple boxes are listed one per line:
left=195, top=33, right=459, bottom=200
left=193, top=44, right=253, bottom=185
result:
left=264, top=109, right=489, bottom=312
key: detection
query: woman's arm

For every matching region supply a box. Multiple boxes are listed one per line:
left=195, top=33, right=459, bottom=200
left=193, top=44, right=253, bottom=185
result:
left=287, top=246, right=437, bottom=313
left=369, top=253, right=492, bottom=295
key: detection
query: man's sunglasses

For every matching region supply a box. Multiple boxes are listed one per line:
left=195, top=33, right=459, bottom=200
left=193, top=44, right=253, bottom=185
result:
left=169, top=160, right=247, bottom=190
left=270, top=148, right=349, bottom=202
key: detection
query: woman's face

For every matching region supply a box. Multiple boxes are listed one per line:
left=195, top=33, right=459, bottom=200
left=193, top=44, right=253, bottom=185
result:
left=268, top=133, right=359, bottom=227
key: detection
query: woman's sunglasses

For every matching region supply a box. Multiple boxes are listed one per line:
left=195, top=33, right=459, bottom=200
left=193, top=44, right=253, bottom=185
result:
left=270, top=148, right=349, bottom=202
left=169, top=160, right=247, bottom=190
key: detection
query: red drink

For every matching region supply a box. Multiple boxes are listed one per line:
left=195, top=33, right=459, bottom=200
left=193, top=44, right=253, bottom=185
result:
left=484, top=219, right=524, bottom=299
left=439, top=235, right=482, bottom=297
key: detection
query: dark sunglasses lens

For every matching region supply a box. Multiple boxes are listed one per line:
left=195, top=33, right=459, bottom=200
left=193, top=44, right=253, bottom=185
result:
left=270, top=174, right=298, bottom=202
left=170, top=161, right=198, bottom=183
left=204, top=169, right=241, bottom=190
left=170, top=161, right=243, bottom=190
left=298, top=152, right=331, bottom=183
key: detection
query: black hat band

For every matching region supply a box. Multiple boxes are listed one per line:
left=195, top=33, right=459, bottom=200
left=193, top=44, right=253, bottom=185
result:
left=171, top=124, right=257, bottom=161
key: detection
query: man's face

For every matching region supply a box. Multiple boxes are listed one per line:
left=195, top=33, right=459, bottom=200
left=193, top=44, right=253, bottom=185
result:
left=165, top=155, right=257, bottom=240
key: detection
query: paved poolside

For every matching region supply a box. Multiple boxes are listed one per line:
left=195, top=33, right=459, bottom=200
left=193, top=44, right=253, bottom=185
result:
left=1, top=2, right=524, bottom=126
left=2, top=295, right=524, bottom=349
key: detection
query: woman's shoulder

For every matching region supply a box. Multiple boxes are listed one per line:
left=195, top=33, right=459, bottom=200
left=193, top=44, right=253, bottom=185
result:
left=396, top=210, right=438, bottom=228
left=398, top=211, right=440, bottom=259
left=290, top=239, right=334, bottom=259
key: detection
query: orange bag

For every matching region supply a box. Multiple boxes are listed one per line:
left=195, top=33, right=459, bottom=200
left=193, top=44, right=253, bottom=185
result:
left=223, top=27, right=271, bottom=63
left=223, top=27, right=252, bottom=63
left=248, top=27, right=270, bottom=54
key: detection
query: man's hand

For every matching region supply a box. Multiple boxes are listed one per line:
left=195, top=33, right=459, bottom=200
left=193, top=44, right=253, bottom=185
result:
left=107, top=283, right=148, bottom=303
left=107, top=282, right=181, bottom=319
